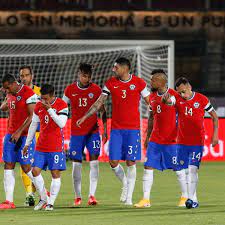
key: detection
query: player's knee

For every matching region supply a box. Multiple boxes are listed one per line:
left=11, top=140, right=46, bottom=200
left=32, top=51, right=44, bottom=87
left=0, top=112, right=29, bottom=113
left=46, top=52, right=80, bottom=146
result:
left=32, top=168, right=41, bottom=177
left=176, top=169, right=186, bottom=180
left=126, top=160, right=135, bottom=167
left=188, top=165, right=198, bottom=183
left=51, top=170, right=61, bottom=179
left=4, top=162, right=15, bottom=170
left=90, top=154, right=99, bottom=161
left=21, top=164, right=31, bottom=174
left=109, top=160, right=119, bottom=168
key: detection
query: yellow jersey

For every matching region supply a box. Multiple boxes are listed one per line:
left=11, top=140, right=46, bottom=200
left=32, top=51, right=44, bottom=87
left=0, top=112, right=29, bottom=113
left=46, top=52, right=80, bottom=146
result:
left=33, top=85, right=41, bottom=96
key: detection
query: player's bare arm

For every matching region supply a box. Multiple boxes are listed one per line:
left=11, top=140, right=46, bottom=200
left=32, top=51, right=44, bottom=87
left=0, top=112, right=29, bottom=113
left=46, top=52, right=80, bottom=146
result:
left=11, top=103, right=35, bottom=143
left=143, top=95, right=150, bottom=105
left=144, top=111, right=154, bottom=149
left=0, top=87, right=8, bottom=111
left=76, top=94, right=108, bottom=127
left=208, top=110, right=219, bottom=147
left=100, top=104, right=108, bottom=143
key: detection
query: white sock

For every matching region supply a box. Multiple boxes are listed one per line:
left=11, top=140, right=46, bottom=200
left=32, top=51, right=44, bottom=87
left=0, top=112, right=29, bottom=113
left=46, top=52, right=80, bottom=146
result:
left=4, top=169, right=15, bottom=202
left=192, top=173, right=198, bottom=202
left=176, top=169, right=188, bottom=198
left=111, top=164, right=127, bottom=187
left=126, top=165, right=136, bottom=203
left=188, top=165, right=198, bottom=200
left=89, top=160, right=99, bottom=197
left=48, top=178, right=61, bottom=205
left=143, top=169, right=153, bottom=200
left=33, top=174, right=47, bottom=201
left=72, top=162, right=82, bottom=198
left=26, top=170, right=34, bottom=183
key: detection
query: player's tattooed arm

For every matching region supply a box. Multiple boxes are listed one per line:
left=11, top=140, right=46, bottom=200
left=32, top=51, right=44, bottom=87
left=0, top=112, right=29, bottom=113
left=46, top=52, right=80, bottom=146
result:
left=11, top=103, right=35, bottom=143
left=143, top=95, right=150, bottom=105
left=209, top=110, right=219, bottom=147
left=0, top=87, right=8, bottom=112
left=76, top=94, right=108, bottom=127
left=100, top=104, right=108, bottom=143
left=144, top=111, right=154, bottom=149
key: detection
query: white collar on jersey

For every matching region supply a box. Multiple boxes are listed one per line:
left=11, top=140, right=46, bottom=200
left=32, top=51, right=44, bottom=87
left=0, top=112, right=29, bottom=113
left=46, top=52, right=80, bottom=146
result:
left=50, top=97, right=57, bottom=105
left=186, top=92, right=195, bottom=101
left=16, top=84, right=24, bottom=94
left=119, top=74, right=132, bottom=83
left=76, top=81, right=90, bottom=90
left=157, top=87, right=169, bottom=96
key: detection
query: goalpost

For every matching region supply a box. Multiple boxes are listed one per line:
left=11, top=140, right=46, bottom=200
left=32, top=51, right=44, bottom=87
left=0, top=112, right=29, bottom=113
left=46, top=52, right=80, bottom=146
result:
left=0, top=39, right=174, bottom=161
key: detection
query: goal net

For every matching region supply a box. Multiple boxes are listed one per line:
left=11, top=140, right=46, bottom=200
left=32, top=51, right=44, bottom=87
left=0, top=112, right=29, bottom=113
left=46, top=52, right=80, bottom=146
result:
left=0, top=40, right=174, bottom=161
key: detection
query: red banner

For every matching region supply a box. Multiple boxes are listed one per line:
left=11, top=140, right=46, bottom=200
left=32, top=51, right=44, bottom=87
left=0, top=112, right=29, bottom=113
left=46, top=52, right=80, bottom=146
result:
left=0, top=118, right=224, bottom=162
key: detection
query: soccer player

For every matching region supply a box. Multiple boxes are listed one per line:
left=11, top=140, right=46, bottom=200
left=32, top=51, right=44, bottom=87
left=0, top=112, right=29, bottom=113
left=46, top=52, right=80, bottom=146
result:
left=19, top=65, right=41, bottom=206
left=0, top=73, right=37, bottom=209
left=162, top=77, right=218, bottom=209
left=63, top=63, right=107, bottom=206
left=77, top=57, right=150, bottom=205
left=134, top=70, right=187, bottom=208
left=23, top=84, right=68, bottom=211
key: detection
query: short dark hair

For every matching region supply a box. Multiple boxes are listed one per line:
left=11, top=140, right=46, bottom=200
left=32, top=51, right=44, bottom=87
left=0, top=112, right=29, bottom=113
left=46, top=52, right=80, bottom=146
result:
left=175, top=77, right=190, bottom=88
left=2, top=73, right=16, bottom=84
left=40, top=84, right=55, bottom=96
left=19, top=65, right=33, bottom=75
left=79, top=63, right=92, bottom=76
left=151, top=69, right=166, bottom=76
left=115, top=57, right=131, bottom=69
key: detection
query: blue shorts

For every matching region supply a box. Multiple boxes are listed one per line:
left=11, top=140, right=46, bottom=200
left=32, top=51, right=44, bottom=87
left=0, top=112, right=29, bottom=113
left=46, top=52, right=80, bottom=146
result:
left=176, top=145, right=204, bottom=170
left=69, top=133, right=101, bottom=161
left=3, top=134, right=35, bottom=165
left=109, top=129, right=141, bottom=161
left=144, top=142, right=177, bottom=171
left=32, top=150, right=66, bottom=171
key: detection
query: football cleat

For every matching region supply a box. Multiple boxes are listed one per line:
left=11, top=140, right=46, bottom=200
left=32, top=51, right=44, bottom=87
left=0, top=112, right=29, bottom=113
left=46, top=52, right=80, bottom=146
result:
left=24, top=194, right=35, bottom=207
left=185, top=199, right=193, bottom=209
left=192, top=202, right=199, bottom=208
left=124, top=199, right=133, bottom=206
left=45, top=204, right=54, bottom=211
left=0, top=200, right=16, bottom=209
left=177, top=197, right=188, bottom=207
left=88, top=196, right=98, bottom=205
left=134, top=199, right=151, bottom=208
left=120, top=186, right=127, bottom=202
left=34, top=200, right=47, bottom=211
left=74, top=198, right=82, bottom=206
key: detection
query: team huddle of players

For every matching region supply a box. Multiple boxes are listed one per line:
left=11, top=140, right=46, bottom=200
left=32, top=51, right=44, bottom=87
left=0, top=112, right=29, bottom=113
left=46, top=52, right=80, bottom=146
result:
left=0, top=57, right=218, bottom=211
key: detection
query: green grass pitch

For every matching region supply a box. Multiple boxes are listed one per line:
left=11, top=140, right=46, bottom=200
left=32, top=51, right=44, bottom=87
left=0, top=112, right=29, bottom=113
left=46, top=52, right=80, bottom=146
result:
left=0, top=162, right=224, bottom=225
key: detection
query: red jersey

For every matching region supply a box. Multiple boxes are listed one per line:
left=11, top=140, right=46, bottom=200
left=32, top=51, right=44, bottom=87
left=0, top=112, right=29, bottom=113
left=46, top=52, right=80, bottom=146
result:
left=34, top=98, right=68, bottom=152
left=7, top=85, right=37, bottom=136
left=173, top=92, right=212, bottom=146
left=149, top=88, right=177, bottom=144
left=63, top=82, right=101, bottom=135
left=102, top=74, right=149, bottom=129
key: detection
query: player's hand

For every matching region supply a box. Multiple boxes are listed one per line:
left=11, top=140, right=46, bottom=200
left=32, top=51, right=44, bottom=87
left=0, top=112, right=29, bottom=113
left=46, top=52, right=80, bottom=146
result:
left=0, top=87, right=6, bottom=97
left=211, top=135, right=219, bottom=147
left=41, top=100, right=51, bottom=110
left=22, top=145, right=29, bottom=156
left=10, top=130, right=22, bottom=143
left=76, top=116, right=86, bottom=128
left=162, top=92, right=171, bottom=104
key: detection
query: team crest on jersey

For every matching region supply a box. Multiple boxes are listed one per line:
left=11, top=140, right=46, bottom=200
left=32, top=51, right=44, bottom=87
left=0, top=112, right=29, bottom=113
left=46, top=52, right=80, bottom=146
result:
left=130, top=84, right=136, bottom=90
left=194, top=102, right=200, bottom=108
left=16, top=96, right=21, bottom=101
left=88, top=93, right=94, bottom=99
